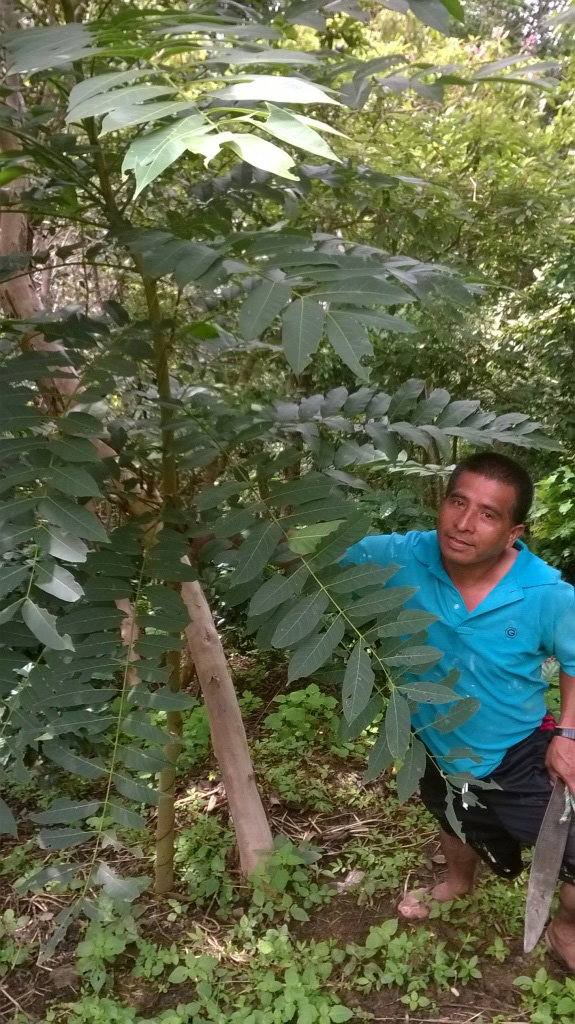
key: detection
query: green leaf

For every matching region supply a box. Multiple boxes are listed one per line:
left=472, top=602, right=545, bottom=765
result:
left=239, top=280, right=292, bottom=340
left=131, top=686, right=196, bottom=712
left=108, top=803, right=147, bottom=830
left=82, top=577, right=133, bottom=602
left=91, top=862, right=149, bottom=902
left=325, top=311, right=372, bottom=381
left=409, top=0, right=451, bottom=33
left=383, top=645, right=442, bottom=668
left=60, top=412, right=104, bottom=437
left=363, top=723, right=393, bottom=782
left=385, top=691, right=411, bottom=760
left=288, top=615, right=345, bottom=681
left=49, top=437, right=102, bottom=463
left=29, top=799, right=101, bottom=825
left=213, top=75, right=338, bottom=105
left=119, top=745, right=168, bottom=774
left=342, top=640, right=374, bottom=722
left=329, top=1006, right=354, bottom=1022
left=228, top=521, right=283, bottom=586
left=281, top=298, right=325, bottom=375
left=39, top=496, right=109, bottom=543
left=0, top=565, right=28, bottom=599
left=388, top=379, right=425, bottom=421
left=43, top=740, right=106, bottom=780
left=249, top=566, right=308, bottom=617
left=67, top=83, right=175, bottom=123
left=339, top=694, right=383, bottom=742
left=122, top=114, right=211, bottom=197
left=309, top=513, right=373, bottom=569
left=227, top=133, right=298, bottom=181
left=396, top=737, right=427, bottom=803
left=0, top=598, right=23, bottom=626
left=0, top=797, right=17, bottom=837
left=112, top=772, right=159, bottom=807
left=100, top=99, right=195, bottom=135
left=22, top=862, right=80, bottom=891
left=431, top=697, right=480, bottom=734
left=398, top=681, right=461, bottom=703
left=287, top=520, right=344, bottom=554
left=134, top=634, right=185, bottom=656
left=328, top=563, right=400, bottom=594
left=40, top=527, right=89, bottom=564
left=0, top=496, right=38, bottom=523
left=315, top=279, right=414, bottom=305
left=122, top=713, right=171, bottom=746
left=38, top=828, right=94, bottom=851
left=214, top=506, right=259, bottom=539
left=267, top=474, right=337, bottom=507
left=377, top=609, right=438, bottom=637
left=47, top=466, right=102, bottom=498
left=35, top=564, right=83, bottom=603
left=22, top=599, right=74, bottom=651
left=261, top=104, right=340, bottom=161
left=195, top=480, right=250, bottom=510
left=271, top=591, right=329, bottom=648
left=351, top=586, right=417, bottom=619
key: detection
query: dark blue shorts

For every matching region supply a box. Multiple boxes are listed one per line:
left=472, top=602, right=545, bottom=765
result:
left=420, top=726, right=575, bottom=885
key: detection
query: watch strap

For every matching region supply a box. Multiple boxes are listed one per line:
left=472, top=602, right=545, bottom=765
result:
left=554, top=727, right=575, bottom=740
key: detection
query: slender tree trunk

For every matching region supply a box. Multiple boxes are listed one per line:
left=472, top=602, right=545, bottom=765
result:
left=181, top=577, right=273, bottom=877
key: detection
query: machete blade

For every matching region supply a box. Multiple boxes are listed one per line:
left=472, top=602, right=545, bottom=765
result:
left=524, top=779, right=572, bottom=954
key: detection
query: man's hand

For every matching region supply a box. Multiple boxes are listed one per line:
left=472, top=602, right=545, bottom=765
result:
left=546, top=736, right=575, bottom=794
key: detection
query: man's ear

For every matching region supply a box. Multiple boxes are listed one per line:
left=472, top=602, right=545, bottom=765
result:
left=508, top=524, right=525, bottom=546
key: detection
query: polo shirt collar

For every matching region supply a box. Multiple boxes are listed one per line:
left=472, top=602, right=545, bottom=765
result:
left=413, top=531, right=530, bottom=618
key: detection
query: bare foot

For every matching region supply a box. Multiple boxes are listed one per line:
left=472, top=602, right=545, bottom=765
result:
left=397, top=881, right=472, bottom=921
left=546, top=922, right=575, bottom=971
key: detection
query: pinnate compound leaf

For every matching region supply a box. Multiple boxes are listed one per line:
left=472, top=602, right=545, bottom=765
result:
left=29, top=799, right=101, bottom=825
left=385, top=691, right=411, bottom=760
left=249, top=566, right=308, bottom=617
left=326, top=312, right=372, bottom=381
left=130, top=686, right=197, bottom=712
left=0, top=797, right=17, bottom=837
left=282, top=298, right=325, bottom=375
left=229, top=522, right=283, bottom=586
left=112, top=772, right=159, bottom=807
left=239, top=280, right=292, bottom=339
left=398, top=681, right=462, bottom=704
left=91, top=862, right=150, bottom=902
left=363, top=723, right=393, bottom=782
left=108, top=803, right=147, bottom=830
left=41, top=528, right=88, bottom=563
left=39, top=496, right=109, bottom=543
left=396, top=737, right=427, bottom=803
left=38, top=828, right=94, bottom=850
left=22, top=599, right=74, bottom=651
left=431, top=696, right=480, bottom=734
left=288, top=615, right=345, bottom=682
left=342, top=641, right=374, bottom=722
left=271, top=591, right=329, bottom=649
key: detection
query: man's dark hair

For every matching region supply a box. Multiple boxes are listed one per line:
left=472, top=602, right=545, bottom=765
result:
left=445, top=451, right=534, bottom=525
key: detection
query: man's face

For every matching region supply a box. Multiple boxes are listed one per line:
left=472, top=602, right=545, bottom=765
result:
left=437, top=471, right=525, bottom=567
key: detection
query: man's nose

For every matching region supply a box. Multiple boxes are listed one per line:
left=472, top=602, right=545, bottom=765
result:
left=455, top=508, right=476, bottom=532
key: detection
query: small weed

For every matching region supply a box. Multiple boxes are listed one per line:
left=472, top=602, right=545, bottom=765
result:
left=75, top=916, right=138, bottom=992
left=0, top=909, right=31, bottom=976
left=249, top=837, right=334, bottom=923
left=514, top=967, right=575, bottom=1024
left=174, top=815, right=237, bottom=915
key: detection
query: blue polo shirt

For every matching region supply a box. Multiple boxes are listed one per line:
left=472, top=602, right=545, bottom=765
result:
left=342, top=531, right=575, bottom=778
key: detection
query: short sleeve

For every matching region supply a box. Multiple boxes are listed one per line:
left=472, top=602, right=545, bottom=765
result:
left=341, top=532, right=412, bottom=568
left=550, top=581, right=575, bottom=675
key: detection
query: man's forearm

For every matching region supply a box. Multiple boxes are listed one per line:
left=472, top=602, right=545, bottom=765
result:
left=558, top=669, right=575, bottom=727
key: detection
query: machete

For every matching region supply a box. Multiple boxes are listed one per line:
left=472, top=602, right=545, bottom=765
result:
left=524, top=779, right=573, bottom=953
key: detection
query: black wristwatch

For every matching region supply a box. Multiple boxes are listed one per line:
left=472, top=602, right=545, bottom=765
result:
left=554, top=727, right=575, bottom=740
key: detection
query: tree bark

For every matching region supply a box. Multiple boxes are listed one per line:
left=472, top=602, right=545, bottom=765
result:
left=181, top=577, right=273, bottom=877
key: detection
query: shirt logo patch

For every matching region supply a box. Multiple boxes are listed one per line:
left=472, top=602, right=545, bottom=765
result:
left=505, top=626, right=517, bottom=638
